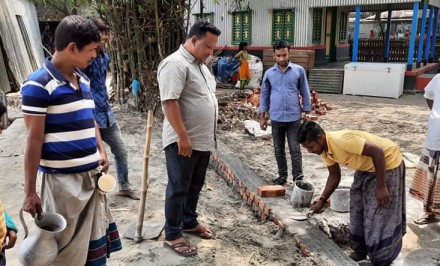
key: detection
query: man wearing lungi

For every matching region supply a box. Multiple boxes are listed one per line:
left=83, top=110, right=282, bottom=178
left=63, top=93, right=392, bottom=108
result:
left=410, top=74, right=440, bottom=224
left=297, top=121, right=406, bottom=266
left=21, top=15, right=122, bottom=265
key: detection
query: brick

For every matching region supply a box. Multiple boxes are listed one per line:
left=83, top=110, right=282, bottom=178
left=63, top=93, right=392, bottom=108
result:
left=248, top=191, right=255, bottom=202
left=261, top=213, right=269, bottom=221
left=298, top=242, right=310, bottom=257
left=263, top=205, right=271, bottom=215
left=325, top=105, right=333, bottom=110
left=308, top=115, right=319, bottom=121
left=315, top=109, right=326, bottom=115
left=258, top=199, right=265, bottom=210
left=257, top=185, right=286, bottom=197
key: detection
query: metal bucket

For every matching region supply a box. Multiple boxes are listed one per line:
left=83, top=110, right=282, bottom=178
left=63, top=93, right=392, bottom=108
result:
left=330, top=186, right=351, bottom=213
left=291, top=181, right=315, bottom=208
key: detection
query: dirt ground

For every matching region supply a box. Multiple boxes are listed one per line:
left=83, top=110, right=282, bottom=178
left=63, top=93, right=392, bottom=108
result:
left=1, top=91, right=434, bottom=265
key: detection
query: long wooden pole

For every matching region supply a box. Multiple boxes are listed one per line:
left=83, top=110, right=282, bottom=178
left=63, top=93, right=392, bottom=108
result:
left=134, top=110, right=154, bottom=243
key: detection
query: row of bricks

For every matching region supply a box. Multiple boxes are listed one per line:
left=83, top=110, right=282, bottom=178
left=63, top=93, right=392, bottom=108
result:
left=211, top=152, right=315, bottom=259
left=211, top=152, right=280, bottom=225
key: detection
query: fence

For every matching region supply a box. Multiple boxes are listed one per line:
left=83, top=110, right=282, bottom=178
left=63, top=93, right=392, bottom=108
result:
left=355, top=38, right=440, bottom=63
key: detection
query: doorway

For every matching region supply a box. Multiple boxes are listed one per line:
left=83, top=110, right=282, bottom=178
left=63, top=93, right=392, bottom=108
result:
left=325, top=7, right=337, bottom=62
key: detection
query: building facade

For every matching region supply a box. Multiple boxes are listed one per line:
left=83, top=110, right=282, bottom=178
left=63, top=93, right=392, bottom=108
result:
left=190, top=0, right=439, bottom=65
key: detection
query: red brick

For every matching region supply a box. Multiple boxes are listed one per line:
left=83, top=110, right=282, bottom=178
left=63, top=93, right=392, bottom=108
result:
left=315, top=109, right=326, bottom=115
left=248, top=192, right=255, bottom=202
left=261, top=213, right=269, bottom=221
left=263, top=205, right=271, bottom=215
left=309, top=115, right=319, bottom=121
left=298, top=242, right=310, bottom=257
left=257, top=185, right=286, bottom=197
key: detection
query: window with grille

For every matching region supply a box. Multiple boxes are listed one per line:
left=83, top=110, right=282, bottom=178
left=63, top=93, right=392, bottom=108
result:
left=232, top=11, right=252, bottom=44
left=194, top=12, right=214, bottom=23
left=272, top=9, right=294, bottom=44
left=312, top=8, right=323, bottom=44
left=339, top=12, right=348, bottom=42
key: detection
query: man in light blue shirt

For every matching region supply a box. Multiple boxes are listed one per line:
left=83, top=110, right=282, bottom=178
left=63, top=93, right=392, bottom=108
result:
left=260, top=40, right=312, bottom=185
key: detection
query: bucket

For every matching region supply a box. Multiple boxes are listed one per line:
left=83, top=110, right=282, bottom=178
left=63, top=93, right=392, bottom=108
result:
left=330, top=186, right=350, bottom=212
left=291, top=181, right=315, bottom=208
left=97, top=174, right=117, bottom=194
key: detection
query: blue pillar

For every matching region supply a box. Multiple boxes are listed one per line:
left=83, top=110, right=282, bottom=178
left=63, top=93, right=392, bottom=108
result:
left=417, top=2, right=428, bottom=68
left=429, top=8, right=439, bottom=62
left=424, top=7, right=435, bottom=65
left=352, top=5, right=361, bottom=62
left=407, top=2, right=419, bottom=71
left=384, top=6, right=392, bottom=62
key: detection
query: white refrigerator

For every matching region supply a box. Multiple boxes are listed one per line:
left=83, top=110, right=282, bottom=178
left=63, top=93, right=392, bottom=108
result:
left=343, top=62, right=406, bottom=99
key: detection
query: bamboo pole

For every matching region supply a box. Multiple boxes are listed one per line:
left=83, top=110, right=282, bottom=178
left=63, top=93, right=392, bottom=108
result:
left=134, top=110, right=154, bottom=243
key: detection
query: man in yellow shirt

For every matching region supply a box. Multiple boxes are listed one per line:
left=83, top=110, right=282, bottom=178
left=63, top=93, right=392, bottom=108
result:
left=297, top=121, right=406, bottom=266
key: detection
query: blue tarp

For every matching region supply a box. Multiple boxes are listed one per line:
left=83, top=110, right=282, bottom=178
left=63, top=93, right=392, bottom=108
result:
left=216, top=56, right=239, bottom=84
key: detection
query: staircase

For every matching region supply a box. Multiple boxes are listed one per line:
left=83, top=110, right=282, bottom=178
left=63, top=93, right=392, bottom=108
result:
left=308, top=68, right=344, bottom=94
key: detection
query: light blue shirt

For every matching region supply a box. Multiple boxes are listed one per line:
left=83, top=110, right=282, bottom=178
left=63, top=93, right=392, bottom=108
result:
left=260, top=62, right=312, bottom=122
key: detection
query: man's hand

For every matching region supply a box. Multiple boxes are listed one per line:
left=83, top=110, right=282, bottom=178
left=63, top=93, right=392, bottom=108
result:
left=309, top=198, right=327, bottom=214
left=260, top=116, right=267, bottom=130
left=376, top=186, right=390, bottom=208
left=178, top=134, right=192, bottom=157
left=22, top=192, right=43, bottom=218
left=99, top=153, right=109, bottom=173
left=4, top=229, right=17, bottom=249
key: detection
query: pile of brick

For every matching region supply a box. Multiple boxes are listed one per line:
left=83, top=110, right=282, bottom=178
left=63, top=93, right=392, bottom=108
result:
left=300, top=91, right=334, bottom=121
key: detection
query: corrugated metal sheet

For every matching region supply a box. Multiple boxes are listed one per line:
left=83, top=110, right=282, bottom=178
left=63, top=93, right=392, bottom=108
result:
left=309, top=0, right=421, bottom=7
left=0, top=0, right=44, bottom=94
left=191, top=0, right=297, bottom=46
left=190, top=0, right=438, bottom=47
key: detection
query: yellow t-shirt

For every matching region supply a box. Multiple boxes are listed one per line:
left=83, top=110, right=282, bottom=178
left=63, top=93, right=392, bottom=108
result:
left=321, top=130, right=403, bottom=172
left=0, top=200, right=6, bottom=245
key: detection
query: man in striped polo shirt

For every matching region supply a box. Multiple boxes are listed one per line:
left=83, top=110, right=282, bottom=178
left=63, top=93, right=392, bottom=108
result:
left=21, top=15, right=121, bottom=265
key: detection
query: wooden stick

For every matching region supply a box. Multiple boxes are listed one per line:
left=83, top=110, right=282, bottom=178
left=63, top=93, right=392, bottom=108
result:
left=134, top=110, right=154, bottom=243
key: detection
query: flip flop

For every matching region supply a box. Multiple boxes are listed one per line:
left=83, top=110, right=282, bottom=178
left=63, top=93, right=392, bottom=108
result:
left=414, top=214, right=439, bottom=225
left=183, top=225, right=215, bottom=239
left=163, top=241, right=197, bottom=257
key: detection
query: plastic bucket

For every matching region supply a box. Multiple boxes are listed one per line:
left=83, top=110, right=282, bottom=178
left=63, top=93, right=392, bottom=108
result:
left=291, top=181, right=315, bottom=208
left=330, top=186, right=350, bottom=212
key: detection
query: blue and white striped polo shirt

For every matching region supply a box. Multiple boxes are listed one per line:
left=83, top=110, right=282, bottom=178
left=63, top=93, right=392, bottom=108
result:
left=21, top=58, right=101, bottom=173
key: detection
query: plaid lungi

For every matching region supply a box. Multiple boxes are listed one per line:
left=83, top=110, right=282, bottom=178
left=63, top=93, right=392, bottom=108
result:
left=409, top=148, right=440, bottom=214
left=40, top=169, right=122, bottom=265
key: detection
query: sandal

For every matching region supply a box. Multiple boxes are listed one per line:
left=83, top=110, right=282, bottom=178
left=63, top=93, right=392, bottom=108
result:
left=183, top=225, right=215, bottom=239
left=163, top=240, right=197, bottom=257
left=414, top=214, right=439, bottom=225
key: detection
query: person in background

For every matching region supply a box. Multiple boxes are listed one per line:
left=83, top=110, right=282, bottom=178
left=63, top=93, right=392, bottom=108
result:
left=298, top=121, right=406, bottom=265
left=260, top=40, right=311, bottom=185
left=234, top=41, right=251, bottom=91
left=0, top=199, right=18, bottom=266
left=21, top=15, right=122, bottom=264
left=158, top=19, right=221, bottom=257
left=410, top=74, right=440, bottom=225
left=84, top=17, right=139, bottom=200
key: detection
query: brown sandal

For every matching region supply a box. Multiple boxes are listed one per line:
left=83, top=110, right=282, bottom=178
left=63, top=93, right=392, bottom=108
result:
left=163, top=241, right=197, bottom=257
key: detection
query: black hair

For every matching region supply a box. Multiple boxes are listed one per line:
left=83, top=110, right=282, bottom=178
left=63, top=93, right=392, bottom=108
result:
left=91, top=17, right=110, bottom=32
left=54, top=15, right=101, bottom=51
left=296, top=121, right=325, bottom=144
left=187, top=19, right=221, bottom=39
left=273, top=40, right=290, bottom=51
left=239, top=41, right=248, bottom=51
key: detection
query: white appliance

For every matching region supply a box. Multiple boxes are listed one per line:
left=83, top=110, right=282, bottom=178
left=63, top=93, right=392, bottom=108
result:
left=343, top=62, right=406, bottom=99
